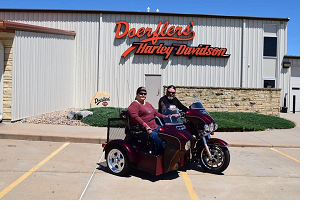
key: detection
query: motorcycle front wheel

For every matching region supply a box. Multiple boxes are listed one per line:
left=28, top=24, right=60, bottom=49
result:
left=199, top=145, right=230, bottom=174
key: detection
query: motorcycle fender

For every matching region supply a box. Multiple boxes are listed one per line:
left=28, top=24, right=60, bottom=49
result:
left=103, top=140, right=135, bottom=163
left=207, top=138, right=229, bottom=147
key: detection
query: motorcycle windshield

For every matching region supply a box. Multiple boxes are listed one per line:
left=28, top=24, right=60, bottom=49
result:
left=190, top=97, right=210, bottom=115
left=161, top=104, right=183, bottom=125
left=190, top=97, right=205, bottom=109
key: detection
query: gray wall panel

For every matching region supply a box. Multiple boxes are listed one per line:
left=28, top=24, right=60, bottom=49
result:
left=0, top=12, right=100, bottom=108
left=99, top=14, right=244, bottom=108
left=12, top=31, right=75, bottom=121
left=278, top=22, right=288, bottom=108
left=0, top=11, right=288, bottom=112
left=282, top=56, right=299, bottom=110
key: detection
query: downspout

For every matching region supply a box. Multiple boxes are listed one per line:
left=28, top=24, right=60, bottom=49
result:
left=0, top=42, right=3, bottom=122
left=240, top=19, right=246, bottom=87
left=96, top=13, right=102, bottom=92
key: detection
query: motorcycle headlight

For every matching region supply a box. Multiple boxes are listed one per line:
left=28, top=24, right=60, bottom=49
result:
left=209, top=123, right=214, bottom=132
left=214, top=123, right=218, bottom=131
left=204, top=124, right=210, bottom=132
left=185, top=140, right=191, bottom=151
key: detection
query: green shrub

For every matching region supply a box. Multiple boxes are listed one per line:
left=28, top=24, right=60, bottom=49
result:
left=81, top=107, right=124, bottom=127
left=209, top=112, right=296, bottom=131
left=81, top=107, right=296, bottom=131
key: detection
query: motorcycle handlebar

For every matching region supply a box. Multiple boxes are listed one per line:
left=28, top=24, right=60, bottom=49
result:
left=148, top=116, right=164, bottom=126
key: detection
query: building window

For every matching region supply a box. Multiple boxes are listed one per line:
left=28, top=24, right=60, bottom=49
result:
left=263, top=37, right=277, bottom=57
left=263, top=79, right=276, bottom=88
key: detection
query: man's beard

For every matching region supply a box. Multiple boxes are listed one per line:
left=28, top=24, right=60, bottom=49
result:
left=167, top=96, right=174, bottom=100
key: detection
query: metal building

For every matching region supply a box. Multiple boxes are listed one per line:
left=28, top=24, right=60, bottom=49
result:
left=0, top=9, right=299, bottom=121
left=283, top=55, right=300, bottom=112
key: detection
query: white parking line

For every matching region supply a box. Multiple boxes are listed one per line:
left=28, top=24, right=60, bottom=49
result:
left=79, top=151, right=105, bottom=200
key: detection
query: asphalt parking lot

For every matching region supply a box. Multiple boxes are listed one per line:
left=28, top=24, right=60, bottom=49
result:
left=0, top=138, right=300, bottom=200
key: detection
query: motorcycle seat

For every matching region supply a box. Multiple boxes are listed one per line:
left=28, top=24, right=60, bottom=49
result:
left=123, top=110, right=156, bottom=153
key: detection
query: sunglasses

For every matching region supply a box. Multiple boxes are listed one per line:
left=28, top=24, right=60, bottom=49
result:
left=139, top=92, right=147, bottom=95
left=167, top=91, right=175, bottom=94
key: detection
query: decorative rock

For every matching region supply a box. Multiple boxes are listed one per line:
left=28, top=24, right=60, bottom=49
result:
left=18, top=108, right=90, bottom=126
left=67, top=111, right=77, bottom=120
left=67, top=110, right=93, bottom=120
left=76, top=110, right=93, bottom=119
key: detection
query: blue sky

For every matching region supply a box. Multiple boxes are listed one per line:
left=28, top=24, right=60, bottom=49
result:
left=1, top=0, right=300, bottom=56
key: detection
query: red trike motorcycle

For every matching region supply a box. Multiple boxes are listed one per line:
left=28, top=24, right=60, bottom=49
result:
left=102, top=98, right=230, bottom=176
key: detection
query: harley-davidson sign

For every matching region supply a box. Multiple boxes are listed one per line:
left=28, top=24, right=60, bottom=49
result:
left=115, top=20, right=230, bottom=59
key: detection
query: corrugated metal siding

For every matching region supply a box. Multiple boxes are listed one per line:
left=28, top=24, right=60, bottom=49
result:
left=0, top=11, right=288, bottom=111
left=12, top=31, right=75, bottom=121
left=242, top=19, right=264, bottom=88
left=99, top=14, right=243, bottom=108
left=289, top=58, right=300, bottom=66
left=0, top=12, right=100, bottom=108
left=277, top=22, right=288, bottom=108
left=282, top=56, right=300, bottom=110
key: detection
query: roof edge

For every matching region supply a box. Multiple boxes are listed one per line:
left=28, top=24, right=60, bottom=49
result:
left=284, top=55, right=300, bottom=59
left=0, top=8, right=290, bottom=22
left=0, top=19, right=76, bottom=36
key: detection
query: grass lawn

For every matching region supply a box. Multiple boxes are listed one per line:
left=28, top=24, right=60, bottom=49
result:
left=81, top=107, right=296, bottom=132
left=209, top=112, right=295, bottom=131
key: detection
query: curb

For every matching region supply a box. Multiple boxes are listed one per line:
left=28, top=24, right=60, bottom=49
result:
left=228, top=144, right=300, bottom=148
left=0, top=134, right=106, bottom=144
left=0, top=133, right=300, bottom=148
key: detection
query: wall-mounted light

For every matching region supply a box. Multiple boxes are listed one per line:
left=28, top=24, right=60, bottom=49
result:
left=283, top=61, right=291, bottom=68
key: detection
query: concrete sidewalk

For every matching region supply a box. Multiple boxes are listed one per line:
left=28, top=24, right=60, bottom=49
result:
left=216, top=112, right=300, bottom=148
left=0, top=112, right=300, bottom=148
left=0, top=123, right=108, bottom=144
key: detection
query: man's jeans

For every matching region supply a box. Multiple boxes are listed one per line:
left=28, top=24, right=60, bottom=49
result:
left=149, top=125, right=165, bottom=155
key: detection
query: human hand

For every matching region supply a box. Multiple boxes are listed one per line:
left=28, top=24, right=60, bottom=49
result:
left=147, top=129, right=153, bottom=134
left=171, top=113, right=180, bottom=117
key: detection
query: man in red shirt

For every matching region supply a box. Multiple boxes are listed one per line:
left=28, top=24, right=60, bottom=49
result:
left=127, top=87, right=165, bottom=155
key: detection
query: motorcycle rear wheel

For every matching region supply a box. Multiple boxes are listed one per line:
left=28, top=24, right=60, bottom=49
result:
left=199, top=145, right=230, bottom=174
left=106, top=146, right=129, bottom=176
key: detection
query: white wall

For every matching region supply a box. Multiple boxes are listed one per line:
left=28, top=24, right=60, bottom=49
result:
left=0, top=11, right=100, bottom=108
left=0, top=11, right=289, bottom=112
left=98, top=14, right=287, bottom=108
left=282, top=57, right=300, bottom=111
left=99, top=14, right=244, bottom=107
left=11, top=31, right=75, bottom=121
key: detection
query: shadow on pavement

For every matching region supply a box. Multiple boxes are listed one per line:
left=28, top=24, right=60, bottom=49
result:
left=96, top=161, right=179, bottom=182
left=96, top=161, right=224, bottom=182
left=178, top=162, right=225, bottom=175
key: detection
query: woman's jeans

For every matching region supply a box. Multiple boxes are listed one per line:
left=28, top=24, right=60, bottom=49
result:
left=149, top=125, right=165, bottom=155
